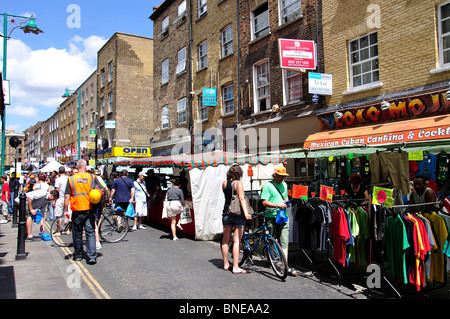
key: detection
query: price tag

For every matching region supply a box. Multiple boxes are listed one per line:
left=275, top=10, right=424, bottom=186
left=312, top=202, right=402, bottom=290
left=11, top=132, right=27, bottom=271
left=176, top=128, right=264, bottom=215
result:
left=408, top=151, right=423, bottom=161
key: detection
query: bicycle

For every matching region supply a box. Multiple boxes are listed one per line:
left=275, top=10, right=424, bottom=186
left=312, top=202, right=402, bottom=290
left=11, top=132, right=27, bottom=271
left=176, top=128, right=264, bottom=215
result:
left=50, top=204, right=129, bottom=247
left=222, top=209, right=288, bottom=280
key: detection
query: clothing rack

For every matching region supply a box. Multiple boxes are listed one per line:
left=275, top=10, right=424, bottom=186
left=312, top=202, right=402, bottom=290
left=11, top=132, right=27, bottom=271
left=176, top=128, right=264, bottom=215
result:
left=376, top=199, right=448, bottom=299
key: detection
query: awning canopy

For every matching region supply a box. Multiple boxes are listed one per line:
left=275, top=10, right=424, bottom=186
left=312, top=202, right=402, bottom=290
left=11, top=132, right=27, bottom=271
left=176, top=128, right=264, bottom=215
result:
left=114, top=151, right=287, bottom=170
left=304, top=115, right=450, bottom=150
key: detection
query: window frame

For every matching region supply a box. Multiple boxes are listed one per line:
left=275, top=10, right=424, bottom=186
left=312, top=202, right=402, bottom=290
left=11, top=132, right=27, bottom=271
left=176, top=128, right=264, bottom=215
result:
left=177, top=98, right=187, bottom=124
left=221, top=25, right=233, bottom=58
left=222, top=83, right=234, bottom=115
left=348, top=31, right=379, bottom=89
left=252, top=3, right=270, bottom=40
left=177, top=47, right=187, bottom=74
left=279, top=0, right=302, bottom=25
left=161, top=59, right=169, bottom=84
left=253, top=59, right=270, bottom=113
left=199, top=41, right=208, bottom=70
left=282, top=69, right=302, bottom=105
left=162, top=105, right=169, bottom=130
left=438, top=1, right=450, bottom=67
left=198, top=95, right=208, bottom=121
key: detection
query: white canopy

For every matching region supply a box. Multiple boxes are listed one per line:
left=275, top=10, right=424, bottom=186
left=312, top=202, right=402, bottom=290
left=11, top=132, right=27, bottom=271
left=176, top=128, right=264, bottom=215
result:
left=39, top=160, right=71, bottom=173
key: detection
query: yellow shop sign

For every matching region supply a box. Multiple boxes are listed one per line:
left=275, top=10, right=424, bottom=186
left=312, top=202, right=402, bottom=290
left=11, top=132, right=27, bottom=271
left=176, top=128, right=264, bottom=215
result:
left=98, top=147, right=151, bottom=158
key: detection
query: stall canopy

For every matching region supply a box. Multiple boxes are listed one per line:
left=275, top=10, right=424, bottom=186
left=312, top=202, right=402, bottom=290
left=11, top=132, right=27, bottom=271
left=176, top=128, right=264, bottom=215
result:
left=39, top=160, right=70, bottom=173
left=114, top=151, right=287, bottom=169
left=303, top=115, right=450, bottom=151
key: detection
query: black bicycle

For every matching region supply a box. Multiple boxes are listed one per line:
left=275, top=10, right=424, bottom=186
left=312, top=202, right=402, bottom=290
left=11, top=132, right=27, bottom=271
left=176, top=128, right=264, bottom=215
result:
left=50, top=205, right=129, bottom=247
left=222, top=209, right=288, bottom=280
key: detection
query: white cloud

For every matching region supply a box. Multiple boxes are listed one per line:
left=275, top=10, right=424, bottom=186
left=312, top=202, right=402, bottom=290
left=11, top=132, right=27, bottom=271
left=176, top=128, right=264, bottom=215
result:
left=1, top=35, right=107, bottom=131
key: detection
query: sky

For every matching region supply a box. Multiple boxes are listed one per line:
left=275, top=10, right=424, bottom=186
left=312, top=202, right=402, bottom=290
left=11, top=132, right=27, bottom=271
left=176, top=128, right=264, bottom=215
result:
left=0, top=0, right=162, bottom=134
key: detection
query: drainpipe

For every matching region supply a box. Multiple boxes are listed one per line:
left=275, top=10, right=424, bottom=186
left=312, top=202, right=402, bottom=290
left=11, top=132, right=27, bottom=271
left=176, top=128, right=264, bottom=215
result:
left=188, top=0, right=194, bottom=154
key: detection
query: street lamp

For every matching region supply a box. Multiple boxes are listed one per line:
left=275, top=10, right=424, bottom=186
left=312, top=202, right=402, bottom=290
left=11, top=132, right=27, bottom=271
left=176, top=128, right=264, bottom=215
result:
left=0, top=12, right=44, bottom=175
left=61, top=88, right=84, bottom=160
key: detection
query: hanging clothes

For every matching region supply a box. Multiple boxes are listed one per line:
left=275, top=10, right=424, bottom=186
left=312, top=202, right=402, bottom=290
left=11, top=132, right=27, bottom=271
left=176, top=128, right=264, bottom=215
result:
left=384, top=214, right=410, bottom=285
left=330, top=206, right=351, bottom=268
left=369, top=151, right=410, bottom=196
left=421, top=211, right=448, bottom=284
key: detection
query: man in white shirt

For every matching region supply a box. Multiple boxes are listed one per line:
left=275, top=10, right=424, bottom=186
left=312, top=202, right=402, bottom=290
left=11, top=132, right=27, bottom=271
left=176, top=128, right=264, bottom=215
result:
left=133, top=171, right=149, bottom=230
left=54, top=166, right=70, bottom=218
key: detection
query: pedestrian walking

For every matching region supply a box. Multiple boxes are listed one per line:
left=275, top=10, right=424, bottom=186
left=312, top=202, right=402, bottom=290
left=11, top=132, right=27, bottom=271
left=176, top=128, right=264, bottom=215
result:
left=110, top=169, right=135, bottom=211
left=133, top=171, right=149, bottom=230
left=0, top=175, right=10, bottom=224
left=8, top=172, right=20, bottom=215
left=166, top=178, right=185, bottom=240
left=221, top=164, right=252, bottom=274
left=260, top=164, right=297, bottom=276
left=53, top=166, right=71, bottom=237
left=64, top=159, right=108, bottom=265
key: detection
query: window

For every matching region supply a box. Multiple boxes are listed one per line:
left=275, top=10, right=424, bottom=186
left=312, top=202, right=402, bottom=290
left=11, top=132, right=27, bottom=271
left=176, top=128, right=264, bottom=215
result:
left=101, top=69, right=105, bottom=88
left=198, top=95, right=208, bottom=120
left=100, top=97, right=105, bottom=116
left=162, top=105, right=169, bottom=129
left=280, top=0, right=301, bottom=24
left=162, top=16, right=169, bottom=31
left=198, top=0, right=207, bottom=17
left=177, top=98, right=187, bottom=124
left=178, top=0, right=186, bottom=17
left=254, top=60, right=270, bottom=112
left=81, top=115, right=84, bottom=128
left=349, top=32, right=379, bottom=88
left=221, top=25, right=233, bottom=57
left=283, top=70, right=302, bottom=104
left=161, top=59, right=169, bottom=84
left=223, top=84, right=234, bottom=114
left=108, top=62, right=113, bottom=82
left=252, top=3, right=269, bottom=40
left=199, top=41, right=208, bottom=70
left=108, top=93, right=113, bottom=113
left=91, top=84, right=94, bottom=98
left=438, top=2, right=450, bottom=66
left=177, top=47, right=186, bottom=74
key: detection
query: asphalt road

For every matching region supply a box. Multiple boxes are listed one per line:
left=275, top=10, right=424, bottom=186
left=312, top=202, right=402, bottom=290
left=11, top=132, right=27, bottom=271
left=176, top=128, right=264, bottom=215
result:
left=48, top=220, right=368, bottom=302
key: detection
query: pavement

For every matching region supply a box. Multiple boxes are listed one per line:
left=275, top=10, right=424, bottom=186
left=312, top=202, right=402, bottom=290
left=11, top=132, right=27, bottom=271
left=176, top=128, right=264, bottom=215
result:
left=0, top=219, right=94, bottom=299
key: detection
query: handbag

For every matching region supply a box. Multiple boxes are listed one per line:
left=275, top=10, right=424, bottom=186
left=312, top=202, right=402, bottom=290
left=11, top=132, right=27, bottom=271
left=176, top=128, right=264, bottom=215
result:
left=270, top=181, right=289, bottom=224
left=180, top=207, right=192, bottom=224
left=227, top=181, right=254, bottom=218
left=162, top=197, right=169, bottom=219
left=125, top=203, right=136, bottom=219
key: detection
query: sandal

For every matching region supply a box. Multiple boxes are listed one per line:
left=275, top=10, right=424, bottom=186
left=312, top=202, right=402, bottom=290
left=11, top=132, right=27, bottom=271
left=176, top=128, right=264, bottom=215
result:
left=232, top=269, right=249, bottom=274
left=288, top=268, right=297, bottom=276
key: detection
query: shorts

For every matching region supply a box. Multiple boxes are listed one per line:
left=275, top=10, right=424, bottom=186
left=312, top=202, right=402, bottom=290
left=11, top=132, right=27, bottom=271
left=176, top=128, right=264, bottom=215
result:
left=266, top=217, right=289, bottom=249
left=135, top=201, right=148, bottom=217
left=222, top=214, right=246, bottom=228
left=167, top=200, right=183, bottom=217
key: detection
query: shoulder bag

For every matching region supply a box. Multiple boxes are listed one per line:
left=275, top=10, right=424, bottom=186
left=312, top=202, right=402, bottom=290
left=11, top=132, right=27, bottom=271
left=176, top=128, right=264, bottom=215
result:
left=227, top=181, right=254, bottom=218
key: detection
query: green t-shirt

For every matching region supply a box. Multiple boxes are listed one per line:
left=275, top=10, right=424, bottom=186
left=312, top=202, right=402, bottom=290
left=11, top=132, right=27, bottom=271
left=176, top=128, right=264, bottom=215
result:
left=260, top=181, right=288, bottom=218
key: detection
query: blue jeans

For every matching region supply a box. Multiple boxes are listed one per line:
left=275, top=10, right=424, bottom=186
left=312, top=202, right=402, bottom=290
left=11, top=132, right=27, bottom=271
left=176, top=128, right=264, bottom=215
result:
left=72, top=210, right=96, bottom=261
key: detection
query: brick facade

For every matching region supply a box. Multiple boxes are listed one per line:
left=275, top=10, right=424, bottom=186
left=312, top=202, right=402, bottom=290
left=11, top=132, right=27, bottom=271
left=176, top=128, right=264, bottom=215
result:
left=323, top=0, right=450, bottom=112
left=97, top=32, right=154, bottom=148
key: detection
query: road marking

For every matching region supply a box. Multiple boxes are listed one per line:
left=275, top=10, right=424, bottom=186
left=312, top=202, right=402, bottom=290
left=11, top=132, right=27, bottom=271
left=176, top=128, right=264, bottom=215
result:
left=44, top=221, right=111, bottom=299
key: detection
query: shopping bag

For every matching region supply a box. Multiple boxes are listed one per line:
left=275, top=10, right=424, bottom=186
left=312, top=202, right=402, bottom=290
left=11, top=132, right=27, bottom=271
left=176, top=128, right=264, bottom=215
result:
left=125, top=203, right=136, bottom=219
left=162, top=199, right=169, bottom=219
left=180, top=207, right=192, bottom=224
left=275, top=208, right=288, bottom=224
left=33, top=209, right=43, bottom=224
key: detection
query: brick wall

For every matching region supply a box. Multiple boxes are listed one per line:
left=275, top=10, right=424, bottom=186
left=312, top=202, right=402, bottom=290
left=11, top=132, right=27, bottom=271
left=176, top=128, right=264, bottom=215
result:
left=323, top=0, right=450, bottom=107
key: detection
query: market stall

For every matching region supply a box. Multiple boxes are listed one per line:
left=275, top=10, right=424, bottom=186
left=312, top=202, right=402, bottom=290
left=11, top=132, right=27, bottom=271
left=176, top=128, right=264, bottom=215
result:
left=115, top=151, right=287, bottom=240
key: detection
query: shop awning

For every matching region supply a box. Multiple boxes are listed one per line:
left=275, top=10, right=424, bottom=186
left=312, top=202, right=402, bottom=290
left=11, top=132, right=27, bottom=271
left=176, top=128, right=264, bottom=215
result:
left=303, top=115, right=450, bottom=151
left=114, top=151, right=287, bottom=170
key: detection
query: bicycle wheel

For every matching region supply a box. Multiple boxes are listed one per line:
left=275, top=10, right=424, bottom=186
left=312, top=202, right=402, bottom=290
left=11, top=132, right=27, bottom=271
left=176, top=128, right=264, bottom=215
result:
left=99, top=213, right=129, bottom=243
left=50, top=216, right=73, bottom=247
left=238, top=237, right=252, bottom=267
left=265, top=237, right=288, bottom=280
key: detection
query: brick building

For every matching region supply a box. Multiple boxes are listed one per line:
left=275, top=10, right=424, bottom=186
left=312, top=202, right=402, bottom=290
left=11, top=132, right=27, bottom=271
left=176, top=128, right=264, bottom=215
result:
left=97, top=32, right=154, bottom=150
left=150, top=0, right=192, bottom=156
left=309, top=0, right=450, bottom=145
left=236, top=0, right=324, bottom=176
